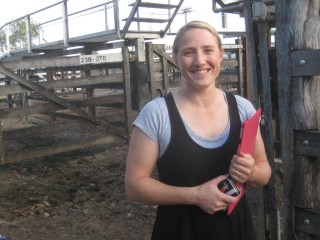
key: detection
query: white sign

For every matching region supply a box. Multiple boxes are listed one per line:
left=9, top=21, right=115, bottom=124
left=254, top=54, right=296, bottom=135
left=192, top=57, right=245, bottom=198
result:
left=79, top=53, right=123, bottom=65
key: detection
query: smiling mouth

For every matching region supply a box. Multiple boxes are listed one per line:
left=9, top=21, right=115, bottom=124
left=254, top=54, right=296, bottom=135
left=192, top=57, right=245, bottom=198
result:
left=191, top=69, right=211, bottom=75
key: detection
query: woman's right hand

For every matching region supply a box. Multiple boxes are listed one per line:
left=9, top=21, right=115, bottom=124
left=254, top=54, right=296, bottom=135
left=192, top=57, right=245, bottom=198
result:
left=195, top=175, right=239, bottom=214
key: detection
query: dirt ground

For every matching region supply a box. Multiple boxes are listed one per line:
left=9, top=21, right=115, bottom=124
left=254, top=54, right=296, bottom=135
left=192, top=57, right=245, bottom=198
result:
left=0, top=123, right=283, bottom=240
left=0, top=143, right=157, bottom=240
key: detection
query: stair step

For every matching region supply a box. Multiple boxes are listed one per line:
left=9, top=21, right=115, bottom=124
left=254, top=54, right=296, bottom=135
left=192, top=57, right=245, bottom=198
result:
left=122, top=17, right=169, bottom=23
left=129, top=2, right=178, bottom=9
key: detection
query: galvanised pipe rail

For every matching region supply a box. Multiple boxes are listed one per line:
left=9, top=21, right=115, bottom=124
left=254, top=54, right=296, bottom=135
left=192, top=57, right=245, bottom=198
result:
left=0, top=0, right=119, bottom=56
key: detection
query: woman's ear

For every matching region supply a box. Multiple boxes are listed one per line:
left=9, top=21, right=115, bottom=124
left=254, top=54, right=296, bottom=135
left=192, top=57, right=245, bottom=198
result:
left=219, top=48, right=225, bottom=61
left=173, top=53, right=179, bottom=68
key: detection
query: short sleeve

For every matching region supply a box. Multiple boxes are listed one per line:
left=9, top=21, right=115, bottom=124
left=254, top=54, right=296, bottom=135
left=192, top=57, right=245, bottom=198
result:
left=133, top=97, right=168, bottom=144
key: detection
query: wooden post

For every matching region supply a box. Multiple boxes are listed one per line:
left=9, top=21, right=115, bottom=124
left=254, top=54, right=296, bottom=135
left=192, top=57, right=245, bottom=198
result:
left=276, top=0, right=320, bottom=239
left=122, top=46, right=133, bottom=143
left=145, top=42, right=157, bottom=99
left=82, top=49, right=95, bottom=117
left=0, top=120, right=4, bottom=164
left=243, top=0, right=259, bottom=108
left=257, top=21, right=277, bottom=240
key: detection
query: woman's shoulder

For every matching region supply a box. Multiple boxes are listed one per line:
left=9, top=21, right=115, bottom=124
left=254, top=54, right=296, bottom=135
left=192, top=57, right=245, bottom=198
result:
left=139, top=96, right=167, bottom=115
left=234, top=95, right=256, bottom=121
left=134, top=96, right=168, bottom=130
left=133, top=96, right=170, bottom=145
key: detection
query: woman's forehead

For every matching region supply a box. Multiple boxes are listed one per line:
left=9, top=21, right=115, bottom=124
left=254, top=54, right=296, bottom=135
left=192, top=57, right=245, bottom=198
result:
left=179, top=29, right=220, bottom=46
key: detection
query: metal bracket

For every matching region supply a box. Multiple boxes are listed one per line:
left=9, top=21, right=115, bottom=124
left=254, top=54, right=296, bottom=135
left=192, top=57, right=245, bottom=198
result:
left=291, top=49, right=320, bottom=76
left=295, top=207, right=320, bottom=237
left=294, top=130, right=320, bottom=157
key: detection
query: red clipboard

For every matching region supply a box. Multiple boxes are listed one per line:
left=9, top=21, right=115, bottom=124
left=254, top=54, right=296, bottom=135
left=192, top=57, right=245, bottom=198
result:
left=227, top=108, right=261, bottom=215
left=238, top=108, right=262, bottom=155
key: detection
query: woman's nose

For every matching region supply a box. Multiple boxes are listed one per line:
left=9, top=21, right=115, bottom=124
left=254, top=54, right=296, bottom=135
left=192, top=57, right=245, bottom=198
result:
left=194, top=52, right=206, bottom=65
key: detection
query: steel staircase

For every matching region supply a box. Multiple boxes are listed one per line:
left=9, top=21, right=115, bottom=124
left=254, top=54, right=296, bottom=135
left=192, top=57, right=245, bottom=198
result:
left=122, top=0, right=184, bottom=39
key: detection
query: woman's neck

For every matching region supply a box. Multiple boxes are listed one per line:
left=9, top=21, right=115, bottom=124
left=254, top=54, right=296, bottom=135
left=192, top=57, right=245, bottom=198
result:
left=176, top=85, right=223, bottom=108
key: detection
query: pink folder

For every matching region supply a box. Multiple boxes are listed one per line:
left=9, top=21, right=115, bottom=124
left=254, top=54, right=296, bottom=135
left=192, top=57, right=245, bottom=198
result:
left=227, top=108, right=261, bottom=215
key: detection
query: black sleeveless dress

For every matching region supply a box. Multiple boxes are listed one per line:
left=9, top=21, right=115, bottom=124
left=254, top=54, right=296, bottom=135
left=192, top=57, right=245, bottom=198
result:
left=151, top=92, right=256, bottom=240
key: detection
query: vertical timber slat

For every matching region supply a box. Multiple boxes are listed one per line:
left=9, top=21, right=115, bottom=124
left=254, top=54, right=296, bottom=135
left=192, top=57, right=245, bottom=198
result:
left=0, top=120, right=4, bottom=164
left=146, top=42, right=157, bottom=99
left=243, top=0, right=259, bottom=108
left=237, top=47, right=244, bottom=97
left=258, top=21, right=278, bottom=240
left=122, top=46, right=133, bottom=143
left=275, top=0, right=295, bottom=238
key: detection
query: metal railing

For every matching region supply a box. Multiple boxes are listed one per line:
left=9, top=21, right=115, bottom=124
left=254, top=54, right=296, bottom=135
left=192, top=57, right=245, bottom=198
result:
left=0, top=0, right=120, bottom=57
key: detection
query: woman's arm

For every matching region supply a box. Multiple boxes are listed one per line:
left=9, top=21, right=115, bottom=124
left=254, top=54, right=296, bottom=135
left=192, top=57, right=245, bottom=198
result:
left=125, top=127, right=238, bottom=213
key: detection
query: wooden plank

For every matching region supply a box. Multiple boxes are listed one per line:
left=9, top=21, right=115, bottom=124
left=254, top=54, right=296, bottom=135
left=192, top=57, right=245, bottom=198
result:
left=4, top=120, right=91, bottom=140
left=258, top=21, right=277, bottom=240
left=146, top=42, right=157, bottom=99
left=237, top=48, right=244, bottom=96
left=295, top=207, right=320, bottom=237
left=0, top=94, right=124, bottom=118
left=0, top=64, right=126, bottom=139
left=3, top=109, right=125, bottom=141
left=294, top=131, right=320, bottom=157
left=156, top=44, right=169, bottom=91
left=0, top=120, right=4, bottom=164
left=122, top=46, right=132, bottom=142
left=291, top=50, right=320, bottom=76
left=243, top=0, right=259, bottom=107
left=275, top=1, right=295, bottom=239
left=2, top=53, right=123, bottom=70
left=0, top=74, right=123, bottom=95
left=152, top=45, right=177, bottom=67
left=3, top=134, right=121, bottom=164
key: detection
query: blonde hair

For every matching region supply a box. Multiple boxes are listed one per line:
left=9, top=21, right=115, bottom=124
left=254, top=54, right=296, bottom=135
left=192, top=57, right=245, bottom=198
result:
left=172, top=21, right=222, bottom=54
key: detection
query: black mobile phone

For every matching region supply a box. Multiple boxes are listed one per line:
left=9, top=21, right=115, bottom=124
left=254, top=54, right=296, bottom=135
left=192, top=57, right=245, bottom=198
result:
left=218, top=177, right=241, bottom=196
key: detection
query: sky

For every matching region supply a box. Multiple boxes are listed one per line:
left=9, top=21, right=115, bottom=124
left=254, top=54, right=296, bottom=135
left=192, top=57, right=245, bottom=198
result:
left=1, top=0, right=106, bottom=25
left=1, top=0, right=245, bottom=27
left=0, top=0, right=245, bottom=44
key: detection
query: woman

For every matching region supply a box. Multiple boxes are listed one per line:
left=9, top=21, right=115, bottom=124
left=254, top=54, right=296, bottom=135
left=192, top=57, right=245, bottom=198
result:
left=125, top=21, right=271, bottom=240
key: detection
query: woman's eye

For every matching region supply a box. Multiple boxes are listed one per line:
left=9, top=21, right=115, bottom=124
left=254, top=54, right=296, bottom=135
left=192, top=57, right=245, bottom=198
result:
left=205, top=48, right=214, bottom=53
left=183, top=51, right=193, bottom=56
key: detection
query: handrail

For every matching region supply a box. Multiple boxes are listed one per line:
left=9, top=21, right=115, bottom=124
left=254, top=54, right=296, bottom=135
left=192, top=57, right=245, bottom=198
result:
left=0, top=0, right=67, bottom=31
left=0, top=0, right=119, bottom=56
left=39, top=1, right=114, bottom=27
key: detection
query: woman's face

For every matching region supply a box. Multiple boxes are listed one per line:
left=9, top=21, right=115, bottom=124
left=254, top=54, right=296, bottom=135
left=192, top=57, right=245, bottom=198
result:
left=174, top=28, right=224, bottom=91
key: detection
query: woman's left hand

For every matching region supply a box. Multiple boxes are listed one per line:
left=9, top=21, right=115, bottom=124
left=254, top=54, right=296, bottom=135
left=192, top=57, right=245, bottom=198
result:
left=229, top=152, right=256, bottom=183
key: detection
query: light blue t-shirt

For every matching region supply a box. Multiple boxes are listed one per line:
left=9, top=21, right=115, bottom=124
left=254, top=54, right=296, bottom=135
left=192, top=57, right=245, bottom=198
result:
left=134, top=92, right=256, bottom=157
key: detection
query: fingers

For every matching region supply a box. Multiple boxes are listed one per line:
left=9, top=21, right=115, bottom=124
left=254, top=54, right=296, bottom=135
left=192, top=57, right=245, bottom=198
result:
left=197, top=177, right=239, bottom=214
left=230, top=168, right=245, bottom=183
left=229, top=154, right=255, bottom=183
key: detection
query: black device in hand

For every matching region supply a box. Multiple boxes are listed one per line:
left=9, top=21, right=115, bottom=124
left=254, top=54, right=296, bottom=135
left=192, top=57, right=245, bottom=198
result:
left=218, top=177, right=241, bottom=196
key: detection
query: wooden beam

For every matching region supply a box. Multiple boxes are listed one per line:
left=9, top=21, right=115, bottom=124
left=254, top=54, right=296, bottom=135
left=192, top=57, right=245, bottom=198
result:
left=2, top=53, right=123, bottom=70
left=3, top=134, right=122, bottom=164
left=122, top=46, right=133, bottom=143
left=275, top=0, right=295, bottom=239
left=0, top=73, right=123, bottom=95
left=0, top=121, right=4, bottom=164
left=152, top=45, right=177, bottom=67
left=146, top=42, right=157, bottom=99
left=0, top=94, right=124, bottom=118
left=258, top=21, right=278, bottom=240
left=0, top=64, right=126, bottom=139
